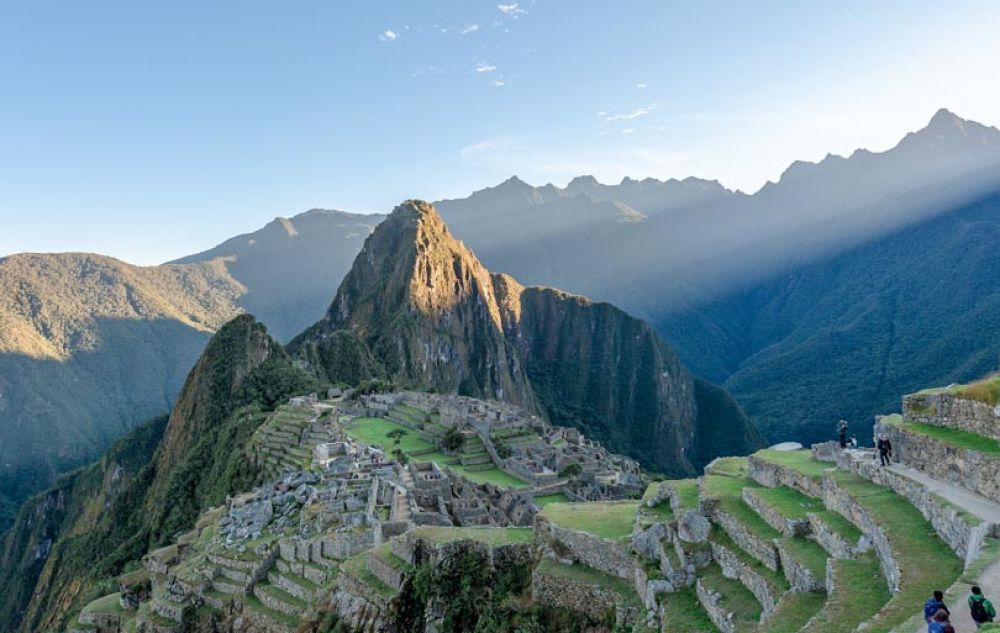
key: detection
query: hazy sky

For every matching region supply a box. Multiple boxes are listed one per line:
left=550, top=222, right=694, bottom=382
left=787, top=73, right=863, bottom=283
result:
left=2, top=1, right=1000, bottom=265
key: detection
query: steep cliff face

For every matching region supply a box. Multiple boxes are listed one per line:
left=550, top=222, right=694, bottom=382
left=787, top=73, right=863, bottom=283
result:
left=291, top=200, right=534, bottom=407
left=294, top=200, right=760, bottom=475
left=507, top=285, right=698, bottom=471
left=0, top=315, right=316, bottom=633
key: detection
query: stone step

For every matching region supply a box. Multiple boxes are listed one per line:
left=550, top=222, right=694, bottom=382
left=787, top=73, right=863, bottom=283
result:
left=756, top=590, right=826, bottom=633
left=152, top=596, right=185, bottom=623
left=210, top=578, right=248, bottom=596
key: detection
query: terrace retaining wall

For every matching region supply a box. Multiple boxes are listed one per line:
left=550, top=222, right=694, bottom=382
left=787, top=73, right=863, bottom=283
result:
left=876, top=419, right=1000, bottom=504
left=820, top=472, right=900, bottom=592
left=747, top=456, right=824, bottom=498
left=903, top=393, right=1000, bottom=441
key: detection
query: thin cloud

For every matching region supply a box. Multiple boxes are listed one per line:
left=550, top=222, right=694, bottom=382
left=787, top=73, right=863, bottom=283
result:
left=476, top=64, right=497, bottom=74
left=379, top=30, right=398, bottom=42
left=635, top=83, right=648, bottom=89
left=498, top=3, right=525, bottom=15
left=493, top=80, right=506, bottom=87
left=622, top=128, right=636, bottom=135
left=604, top=105, right=655, bottom=121
left=461, top=24, right=480, bottom=35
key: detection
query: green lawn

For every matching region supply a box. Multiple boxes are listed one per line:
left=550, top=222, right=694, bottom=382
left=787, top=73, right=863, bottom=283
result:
left=533, top=492, right=570, bottom=507
left=408, top=526, right=534, bottom=546
left=778, top=537, right=828, bottom=581
left=802, top=553, right=890, bottom=633
left=830, top=471, right=963, bottom=633
left=82, top=593, right=124, bottom=615
left=753, top=450, right=832, bottom=479
left=539, top=501, right=638, bottom=541
left=753, top=486, right=824, bottom=520
left=344, top=417, right=435, bottom=453
left=882, top=415, right=1000, bottom=454
left=809, top=509, right=862, bottom=543
left=698, top=563, right=762, bottom=632
left=534, top=558, right=640, bottom=608
left=659, top=585, right=720, bottom=632
left=757, top=591, right=826, bottom=633
left=670, top=479, right=701, bottom=513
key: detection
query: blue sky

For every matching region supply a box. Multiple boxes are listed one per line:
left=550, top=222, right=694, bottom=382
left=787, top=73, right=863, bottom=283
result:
left=2, top=1, right=999, bottom=264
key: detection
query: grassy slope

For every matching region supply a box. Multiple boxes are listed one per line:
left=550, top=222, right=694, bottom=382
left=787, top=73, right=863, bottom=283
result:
left=539, top=502, right=638, bottom=542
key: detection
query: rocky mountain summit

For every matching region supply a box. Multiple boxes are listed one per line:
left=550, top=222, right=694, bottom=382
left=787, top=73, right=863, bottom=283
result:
left=291, top=200, right=760, bottom=474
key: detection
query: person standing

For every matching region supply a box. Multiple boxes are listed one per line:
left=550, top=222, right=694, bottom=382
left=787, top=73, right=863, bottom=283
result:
left=969, top=585, right=996, bottom=628
left=877, top=434, right=893, bottom=467
left=838, top=419, right=849, bottom=448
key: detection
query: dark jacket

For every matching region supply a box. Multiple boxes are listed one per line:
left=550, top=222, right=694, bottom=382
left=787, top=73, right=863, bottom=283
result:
left=877, top=438, right=892, bottom=454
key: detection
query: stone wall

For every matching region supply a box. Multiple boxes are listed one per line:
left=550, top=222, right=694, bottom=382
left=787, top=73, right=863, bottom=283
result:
left=534, top=516, right=636, bottom=580
left=321, top=528, right=376, bottom=560
left=711, top=510, right=780, bottom=571
left=807, top=512, right=866, bottom=560
left=742, top=489, right=811, bottom=537
left=837, top=448, right=996, bottom=566
left=747, top=456, right=824, bottom=498
left=820, top=472, right=900, bottom=592
left=775, top=540, right=825, bottom=592
left=710, top=540, right=778, bottom=617
left=903, top=393, right=1000, bottom=441
left=530, top=564, right=619, bottom=621
left=876, top=420, right=1000, bottom=504
left=328, top=588, right=387, bottom=633
left=696, top=577, right=739, bottom=633
left=367, top=553, right=406, bottom=591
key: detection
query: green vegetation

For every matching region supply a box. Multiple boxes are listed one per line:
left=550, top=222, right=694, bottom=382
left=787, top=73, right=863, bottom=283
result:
left=881, top=415, right=1000, bottom=454
left=82, top=593, right=124, bottom=615
left=703, top=459, right=782, bottom=542
left=408, top=527, right=533, bottom=546
left=809, top=509, right=862, bottom=543
left=710, top=527, right=789, bottom=595
left=752, top=486, right=823, bottom=520
left=804, top=554, right=890, bottom=633
left=698, top=563, right=762, bottom=632
left=539, top=501, right=638, bottom=541
left=753, top=450, right=831, bottom=480
left=670, top=479, right=701, bottom=513
left=344, top=417, right=434, bottom=453
left=659, top=586, right=719, bottom=632
left=829, top=471, right=963, bottom=633
left=532, top=493, right=570, bottom=508
left=757, top=591, right=826, bottom=633
left=938, top=374, right=1000, bottom=406
left=778, top=537, right=828, bottom=581
left=534, top=559, right=641, bottom=608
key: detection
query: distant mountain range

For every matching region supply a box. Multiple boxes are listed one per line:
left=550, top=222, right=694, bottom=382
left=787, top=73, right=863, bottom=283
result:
left=3, top=108, right=1000, bottom=530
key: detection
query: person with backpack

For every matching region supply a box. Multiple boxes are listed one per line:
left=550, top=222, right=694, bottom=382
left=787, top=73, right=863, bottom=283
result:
left=925, top=590, right=950, bottom=624
left=970, top=586, right=996, bottom=628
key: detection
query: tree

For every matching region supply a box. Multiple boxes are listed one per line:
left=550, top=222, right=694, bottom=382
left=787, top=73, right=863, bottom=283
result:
left=442, top=426, right=464, bottom=452
left=559, top=463, right=582, bottom=479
